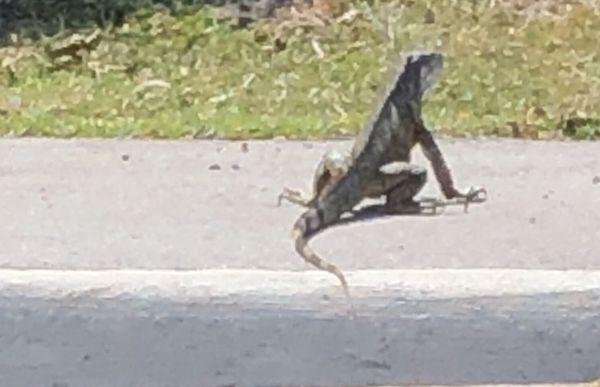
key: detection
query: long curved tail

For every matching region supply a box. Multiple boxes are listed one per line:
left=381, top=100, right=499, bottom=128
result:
left=292, top=209, right=349, bottom=297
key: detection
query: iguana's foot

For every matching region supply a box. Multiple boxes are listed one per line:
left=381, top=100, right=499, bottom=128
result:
left=452, top=186, right=487, bottom=213
left=277, top=187, right=312, bottom=207
left=418, top=187, right=487, bottom=214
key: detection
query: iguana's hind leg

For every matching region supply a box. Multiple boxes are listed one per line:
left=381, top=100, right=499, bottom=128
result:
left=382, top=162, right=428, bottom=214
left=363, top=161, right=439, bottom=214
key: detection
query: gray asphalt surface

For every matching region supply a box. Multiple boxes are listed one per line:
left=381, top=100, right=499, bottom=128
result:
left=1, top=284, right=598, bottom=386
left=1, top=137, right=599, bottom=270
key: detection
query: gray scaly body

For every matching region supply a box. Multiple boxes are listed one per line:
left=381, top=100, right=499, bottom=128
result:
left=290, top=52, right=486, bottom=296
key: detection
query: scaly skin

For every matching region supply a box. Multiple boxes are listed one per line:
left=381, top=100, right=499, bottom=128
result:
left=277, top=149, right=351, bottom=208
left=291, top=52, right=486, bottom=298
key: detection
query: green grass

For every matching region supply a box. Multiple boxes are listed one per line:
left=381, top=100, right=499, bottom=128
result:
left=1, top=0, right=600, bottom=139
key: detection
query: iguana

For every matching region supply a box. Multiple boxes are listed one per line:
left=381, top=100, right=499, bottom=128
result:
left=289, top=52, right=487, bottom=297
left=277, top=146, right=476, bottom=213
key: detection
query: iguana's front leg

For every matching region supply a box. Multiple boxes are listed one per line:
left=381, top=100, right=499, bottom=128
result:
left=417, top=126, right=487, bottom=212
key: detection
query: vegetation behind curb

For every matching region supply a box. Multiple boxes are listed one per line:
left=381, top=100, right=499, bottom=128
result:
left=1, top=0, right=599, bottom=140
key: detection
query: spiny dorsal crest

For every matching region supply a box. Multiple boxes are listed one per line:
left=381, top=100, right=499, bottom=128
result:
left=358, top=51, right=444, bottom=143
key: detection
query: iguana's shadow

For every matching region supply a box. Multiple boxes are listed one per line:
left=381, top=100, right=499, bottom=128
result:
left=331, top=203, right=438, bottom=229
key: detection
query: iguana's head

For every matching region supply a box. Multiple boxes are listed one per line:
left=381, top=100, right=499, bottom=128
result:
left=322, top=149, right=348, bottom=177
left=402, top=52, right=444, bottom=97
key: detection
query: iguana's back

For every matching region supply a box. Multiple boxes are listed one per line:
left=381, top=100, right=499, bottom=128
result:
left=350, top=52, right=442, bottom=166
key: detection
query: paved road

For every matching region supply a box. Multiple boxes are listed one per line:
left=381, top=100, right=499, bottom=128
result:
left=1, top=137, right=599, bottom=270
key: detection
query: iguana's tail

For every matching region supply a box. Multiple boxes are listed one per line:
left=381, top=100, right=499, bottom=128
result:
left=292, top=209, right=350, bottom=297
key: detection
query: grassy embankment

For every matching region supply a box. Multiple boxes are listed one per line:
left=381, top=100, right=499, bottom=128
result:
left=0, top=0, right=599, bottom=139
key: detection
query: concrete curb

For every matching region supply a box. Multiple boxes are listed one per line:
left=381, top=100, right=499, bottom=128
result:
left=2, top=268, right=600, bottom=300
left=0, top=269, right=599, bottom=386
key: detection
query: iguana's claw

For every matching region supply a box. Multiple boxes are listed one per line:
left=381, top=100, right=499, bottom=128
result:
left=276, top=190, right=287, bottom=207
left=277, top=187, right=310, bottom=207
left=455, top=186, right=488, bottom=213
left=419, top=187, right=487, bottom=214
left=277, top=188, right=294, bottom=206
left=466, top=186, right=487, bottom=202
